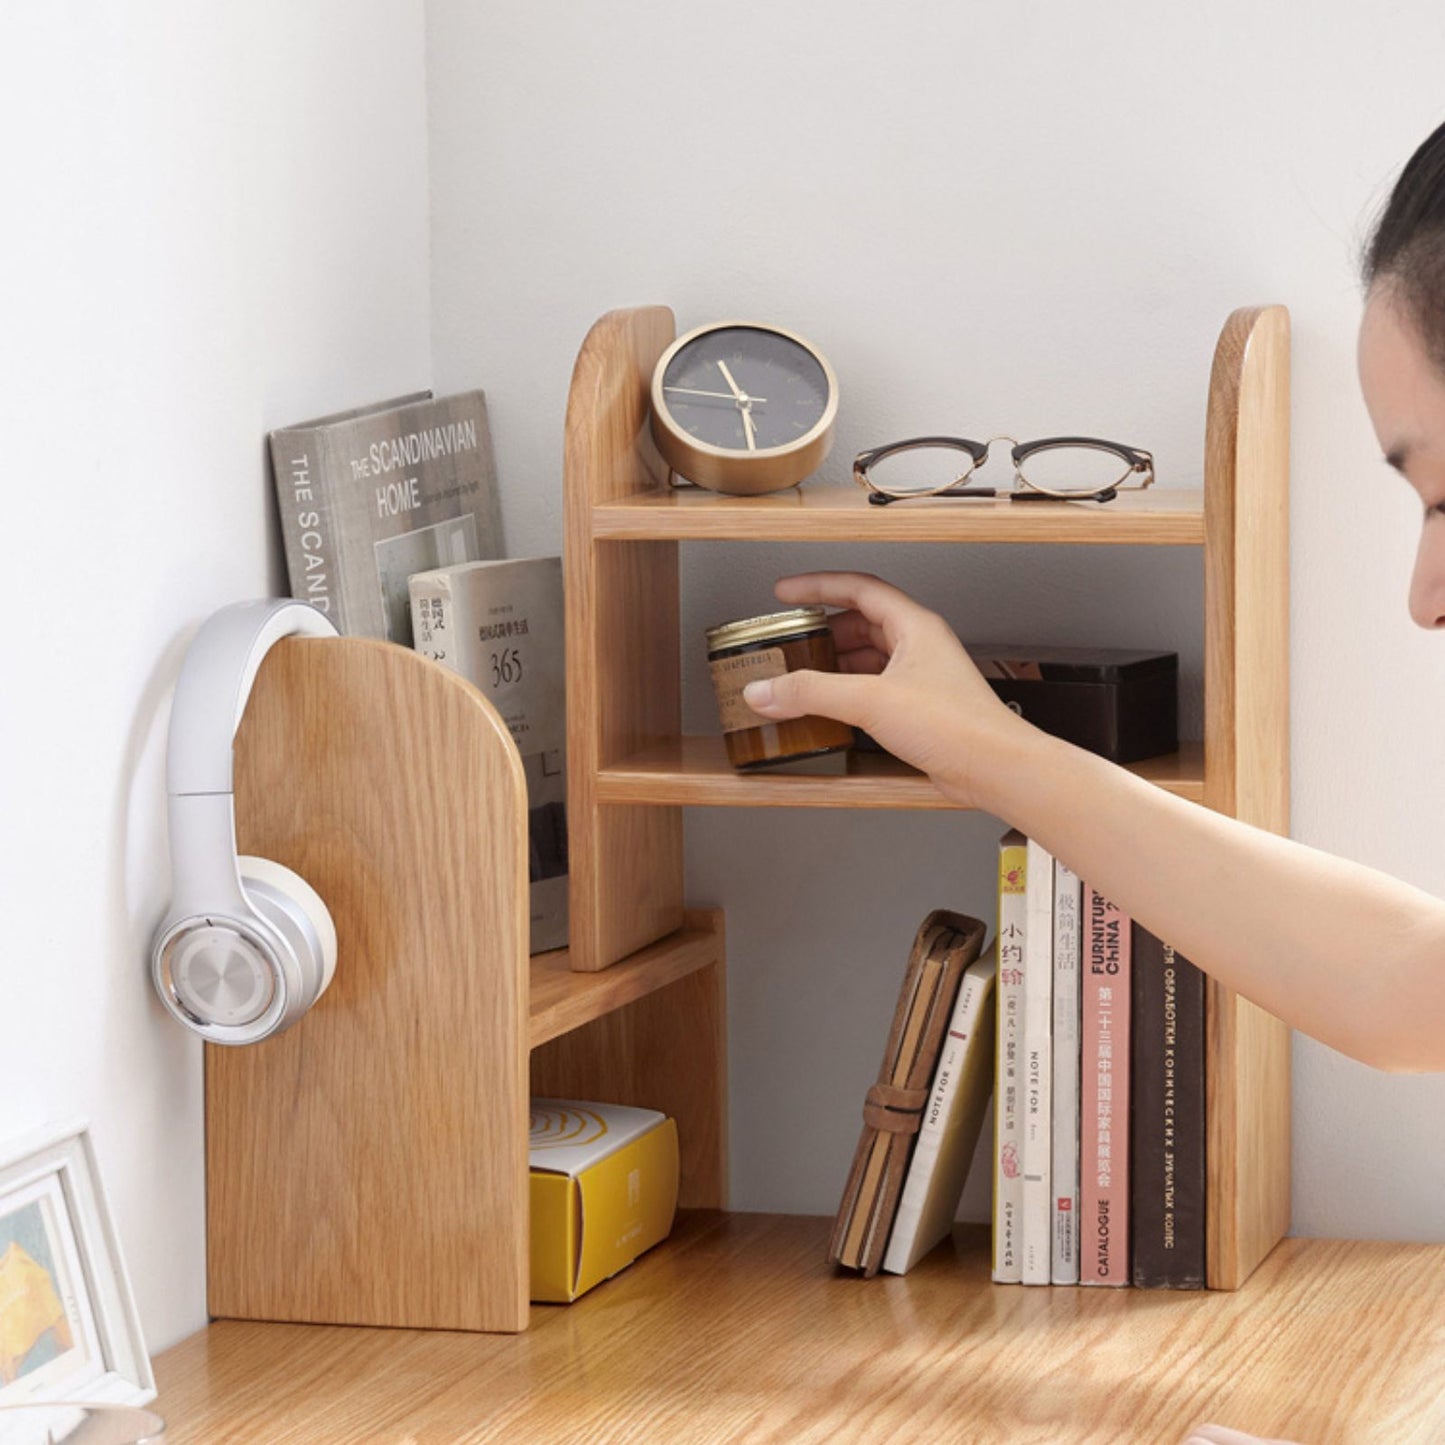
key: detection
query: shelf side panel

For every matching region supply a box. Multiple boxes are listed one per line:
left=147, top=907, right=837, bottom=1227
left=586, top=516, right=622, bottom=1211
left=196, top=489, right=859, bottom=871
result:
left=1203, top=304, right=1292, bottom=1290
left=565, top=306, right=685, bottom=970
left=531, top=912, right=729, bottom=1209
left=210, top=637, right=531, bottom=1332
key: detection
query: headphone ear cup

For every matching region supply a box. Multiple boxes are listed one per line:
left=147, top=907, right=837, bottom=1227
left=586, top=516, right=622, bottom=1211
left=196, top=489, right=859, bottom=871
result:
left=238, top=856, right=338, bottom=1004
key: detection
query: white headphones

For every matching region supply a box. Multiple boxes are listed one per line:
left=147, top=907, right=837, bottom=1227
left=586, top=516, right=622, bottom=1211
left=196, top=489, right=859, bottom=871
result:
left=150, top=599, right=340, bottom=1045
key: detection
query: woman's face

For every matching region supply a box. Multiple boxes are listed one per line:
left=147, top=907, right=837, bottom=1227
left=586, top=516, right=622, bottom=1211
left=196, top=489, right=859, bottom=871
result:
left=1358, top=285, right=1445, bottom=629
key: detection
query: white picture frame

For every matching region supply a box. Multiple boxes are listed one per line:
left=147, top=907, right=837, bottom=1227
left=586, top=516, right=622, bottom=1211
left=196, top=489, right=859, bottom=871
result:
left=0, top=1122, right=154, bottom=1411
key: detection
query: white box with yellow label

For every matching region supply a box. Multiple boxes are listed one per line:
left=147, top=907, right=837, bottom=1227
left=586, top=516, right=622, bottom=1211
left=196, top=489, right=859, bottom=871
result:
left=529, top=1100, right=679, bottom=1303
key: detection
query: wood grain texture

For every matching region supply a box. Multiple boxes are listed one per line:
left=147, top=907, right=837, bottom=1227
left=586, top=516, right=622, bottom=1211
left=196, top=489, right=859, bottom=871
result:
left=564, top=306, right=686, bottom=970
left=155, top=1213, right=1445, bottom=1445
left=530, top=913, right=728, bottom=1210
left=592, top=482, right=1204, bottom=544
left=597, top=735, right=1205, bottom=808
left=1202, top=305, right=1293, bottom=1290
left=212, top=636, right=531, bottom=1333
left=528, top=913, right=723, bottom=1048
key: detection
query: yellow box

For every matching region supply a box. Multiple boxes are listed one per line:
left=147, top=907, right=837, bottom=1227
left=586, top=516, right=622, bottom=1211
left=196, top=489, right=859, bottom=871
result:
left=529, top=1100, right=679, bottom=1303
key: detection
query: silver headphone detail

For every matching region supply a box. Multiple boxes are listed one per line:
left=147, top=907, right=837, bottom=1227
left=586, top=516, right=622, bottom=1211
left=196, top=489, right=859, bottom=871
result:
left=150, top=600, right=339, bottom=1045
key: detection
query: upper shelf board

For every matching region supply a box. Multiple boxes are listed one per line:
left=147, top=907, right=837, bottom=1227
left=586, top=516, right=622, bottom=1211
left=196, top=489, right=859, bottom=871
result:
left=591, top=483, right=1204, bottom=545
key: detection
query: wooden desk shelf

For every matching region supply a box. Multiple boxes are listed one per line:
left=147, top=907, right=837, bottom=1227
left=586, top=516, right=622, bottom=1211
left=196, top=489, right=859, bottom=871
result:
left=208, top=640, right=726, bottom=1336
left=564, top=303, right=1291, bottom=1294
left=202, top=300, right=1288, bottom=1355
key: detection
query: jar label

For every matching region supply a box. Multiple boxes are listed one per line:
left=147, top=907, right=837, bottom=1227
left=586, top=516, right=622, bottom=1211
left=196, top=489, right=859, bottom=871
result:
left=709, top=647, right=788, bottom=732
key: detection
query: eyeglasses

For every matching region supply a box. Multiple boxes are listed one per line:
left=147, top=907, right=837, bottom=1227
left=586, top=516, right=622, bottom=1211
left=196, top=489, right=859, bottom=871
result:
left=853, top=434, right=1155, bottom=506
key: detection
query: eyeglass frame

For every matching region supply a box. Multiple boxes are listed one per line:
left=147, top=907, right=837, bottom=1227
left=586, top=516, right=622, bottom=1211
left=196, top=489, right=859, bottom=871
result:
left=852, top=434, right=1155, bottom=506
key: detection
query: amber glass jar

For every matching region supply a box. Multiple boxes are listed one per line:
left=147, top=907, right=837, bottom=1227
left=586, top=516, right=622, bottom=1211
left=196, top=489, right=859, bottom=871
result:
left=705, top=607, right=855, bottom=770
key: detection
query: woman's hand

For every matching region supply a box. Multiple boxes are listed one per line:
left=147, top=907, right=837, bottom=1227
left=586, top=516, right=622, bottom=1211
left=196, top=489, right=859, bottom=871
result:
left=740, top=571, right=1036, bottom=811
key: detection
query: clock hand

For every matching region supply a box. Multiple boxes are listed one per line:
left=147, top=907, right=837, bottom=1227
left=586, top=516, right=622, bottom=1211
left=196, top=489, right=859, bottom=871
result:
left=717, top=360, right=748, bottom=403
left=664, top=386, right=768, bottom=402
left=741, top=405, right=758, bottom=451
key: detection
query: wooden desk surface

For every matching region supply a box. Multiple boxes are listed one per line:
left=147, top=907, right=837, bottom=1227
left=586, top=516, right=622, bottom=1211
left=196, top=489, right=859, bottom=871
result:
left=154, top=1212, right=1445, bottom=1444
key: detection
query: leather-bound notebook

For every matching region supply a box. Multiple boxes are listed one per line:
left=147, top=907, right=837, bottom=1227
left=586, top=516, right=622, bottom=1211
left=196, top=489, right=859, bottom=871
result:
left=828, top=910, right=989, bottom=1276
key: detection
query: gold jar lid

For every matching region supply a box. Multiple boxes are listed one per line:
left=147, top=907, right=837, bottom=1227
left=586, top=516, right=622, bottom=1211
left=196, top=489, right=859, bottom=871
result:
left=706, top=606, right=830, bottom=653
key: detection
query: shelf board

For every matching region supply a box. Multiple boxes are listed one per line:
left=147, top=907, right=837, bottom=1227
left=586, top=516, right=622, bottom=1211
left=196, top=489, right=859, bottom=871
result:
left=591, top=482, right=1204, bottom=545
left=596, top=736, right=1204, bottom=808
left=528, top=911, right=722, bottom=1048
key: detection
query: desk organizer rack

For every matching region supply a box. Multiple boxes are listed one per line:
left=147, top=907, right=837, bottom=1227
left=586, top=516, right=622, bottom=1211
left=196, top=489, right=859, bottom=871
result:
left=207, top=639, right=725, bottom=1334
left=206, top=299, right=1288, bottom=1336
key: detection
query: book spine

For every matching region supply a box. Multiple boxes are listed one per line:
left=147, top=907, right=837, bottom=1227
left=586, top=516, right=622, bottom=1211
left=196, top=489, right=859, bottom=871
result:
left=992, top=832, right=1027, bottom=1284
left=269, top=429, right=342, bottom=629
left=881, top=963, right=990, bottom=1275
left=1050, top=858, right=1083, bottom=1285
left=1020, top=838, right=1054, bottom=1285
left=1080, top=886, right=1131, bottom=1286
left=409, top=570, right=458, bottom=672
left=1130, top=926, right=1207, bottom=1288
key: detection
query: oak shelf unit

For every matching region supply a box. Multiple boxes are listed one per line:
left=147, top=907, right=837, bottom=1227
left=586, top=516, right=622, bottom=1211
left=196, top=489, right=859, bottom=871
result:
left=207, top=639, right=727, bottom=1336
left=565, top=303, right=1290, bottom=1292
left=200, top=300, right=1286, bottom=1348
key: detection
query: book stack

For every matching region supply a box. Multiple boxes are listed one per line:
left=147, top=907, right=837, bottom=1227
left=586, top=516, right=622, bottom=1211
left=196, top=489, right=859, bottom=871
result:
left=990, top=831, right=1208, bottom=1290
left=268, top=391, right=571, bottom=954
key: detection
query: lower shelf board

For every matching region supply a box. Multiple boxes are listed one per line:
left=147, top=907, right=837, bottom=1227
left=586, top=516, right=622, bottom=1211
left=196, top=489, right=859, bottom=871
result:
left=597, top=736, right=1206, bottom=808
left=157, top=1211, right=1445, bottom=1444
left=528, top=910, right=722, bottom=1048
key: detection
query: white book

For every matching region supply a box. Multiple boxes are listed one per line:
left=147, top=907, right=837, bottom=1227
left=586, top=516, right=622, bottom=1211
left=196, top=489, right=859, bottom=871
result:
left=409, top=556, right=568, bottom=954
left=992, top=831, right=1028, bottom=1284
left=882, top=950, right=998, bottom=1275
left=1020, top=837, right=1054, bottom=1285
left=1050, top=858, right=1083, bottom=1285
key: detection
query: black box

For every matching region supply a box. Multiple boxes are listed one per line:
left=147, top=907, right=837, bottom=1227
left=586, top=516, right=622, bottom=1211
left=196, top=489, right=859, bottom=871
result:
left=967, top=644, right=1179, bottom=764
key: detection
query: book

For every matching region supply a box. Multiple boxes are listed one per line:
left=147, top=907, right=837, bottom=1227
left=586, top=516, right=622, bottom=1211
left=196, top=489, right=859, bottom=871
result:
left=1050, top=857, right=1083, bottom=1285
left=410, top=557, right=568, bottom=954
left=1080, top=886, right=1131, bottom=1286
left=880, top=947, right=998, bottom=1275
left=1020, top=837, right=1054, bottom=1285
left=991, top=831, right=1028, bottom=1284
left=1130, top=925, right=1207, bottom=1288
left=269, top=390, right=504, bottom=644
left=829, top=911, right=988, bottom=1277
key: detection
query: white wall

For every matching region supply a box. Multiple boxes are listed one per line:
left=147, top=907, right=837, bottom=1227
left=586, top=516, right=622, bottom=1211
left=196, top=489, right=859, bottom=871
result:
left=0, top=2, right=431, bottom=1351
left=426, top=1, right=1445, bottom=1240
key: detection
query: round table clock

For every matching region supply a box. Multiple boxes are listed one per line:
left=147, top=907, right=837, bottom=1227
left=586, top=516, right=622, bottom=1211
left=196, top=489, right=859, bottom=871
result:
left=650, top=321, right=839, bottom=495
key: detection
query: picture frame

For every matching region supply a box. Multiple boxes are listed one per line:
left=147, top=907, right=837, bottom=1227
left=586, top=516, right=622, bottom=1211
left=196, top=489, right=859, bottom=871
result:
left=0, top=1122, right=154, bottom=1412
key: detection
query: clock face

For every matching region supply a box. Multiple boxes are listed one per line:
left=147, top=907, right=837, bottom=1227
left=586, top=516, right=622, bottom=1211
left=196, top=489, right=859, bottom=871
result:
left=659, top=325, right=832, bottom=454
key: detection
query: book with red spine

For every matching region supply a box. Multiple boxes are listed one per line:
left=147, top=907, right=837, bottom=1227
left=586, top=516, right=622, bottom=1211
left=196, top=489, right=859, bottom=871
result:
left=1080, top=886, right=1131, bottom=1286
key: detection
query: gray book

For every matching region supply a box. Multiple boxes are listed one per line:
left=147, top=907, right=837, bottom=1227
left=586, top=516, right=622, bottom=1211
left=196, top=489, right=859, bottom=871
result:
left=269, top=390, right=504, bottom=644
left=409, top=557, right=568, bottom=955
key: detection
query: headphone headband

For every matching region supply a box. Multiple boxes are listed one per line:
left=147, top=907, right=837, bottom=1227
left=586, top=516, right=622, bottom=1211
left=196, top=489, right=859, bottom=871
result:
left=167, top=599, right=337, bottom=798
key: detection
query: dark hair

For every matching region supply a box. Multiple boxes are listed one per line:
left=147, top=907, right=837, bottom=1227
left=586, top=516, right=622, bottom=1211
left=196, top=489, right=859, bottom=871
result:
left=1365, top=119, right=1445, bottom=370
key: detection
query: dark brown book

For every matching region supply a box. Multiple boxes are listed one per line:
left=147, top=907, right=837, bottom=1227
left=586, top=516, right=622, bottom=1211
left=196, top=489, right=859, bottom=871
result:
left=1129, top=924, right=1207, bottom=1288
left=828, top=910, right=989, bottom=1277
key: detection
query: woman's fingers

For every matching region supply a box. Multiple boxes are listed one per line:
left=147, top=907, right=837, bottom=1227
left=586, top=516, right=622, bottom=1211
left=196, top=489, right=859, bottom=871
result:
left=827, top=608, right=890, bottom=656
left=743, top=668, right=876, bottom=727
left=773, top=572, right=923, bottom=649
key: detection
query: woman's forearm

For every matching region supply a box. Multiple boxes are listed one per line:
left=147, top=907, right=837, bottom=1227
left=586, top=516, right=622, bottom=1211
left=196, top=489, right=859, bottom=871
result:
left=978, top=729, right=1445, bottom=1072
